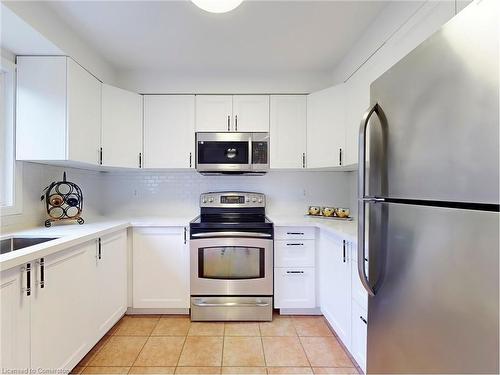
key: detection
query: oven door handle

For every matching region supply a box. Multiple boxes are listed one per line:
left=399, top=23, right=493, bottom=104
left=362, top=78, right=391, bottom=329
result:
left=191, top=232, right=272, bottom=238
left=192, top=301, right=270, bottom=307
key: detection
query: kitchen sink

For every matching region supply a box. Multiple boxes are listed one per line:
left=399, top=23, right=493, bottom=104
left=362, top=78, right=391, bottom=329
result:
left=0, top=237, right=60, bottom=255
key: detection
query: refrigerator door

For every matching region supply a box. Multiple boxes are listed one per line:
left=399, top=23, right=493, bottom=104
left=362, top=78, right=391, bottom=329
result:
left=366, top=0, right=499, bottom=204
left=366, top=201, right=499, bottom=374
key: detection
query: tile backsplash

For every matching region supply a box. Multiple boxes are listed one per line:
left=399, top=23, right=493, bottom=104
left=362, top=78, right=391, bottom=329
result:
left=1, top=162, right=354, bottom=231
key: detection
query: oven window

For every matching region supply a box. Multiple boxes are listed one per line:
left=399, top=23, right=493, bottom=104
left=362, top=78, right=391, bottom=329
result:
left=197, top=141, right=249, bottom=164
left=198, top=246, right=264, bottom=279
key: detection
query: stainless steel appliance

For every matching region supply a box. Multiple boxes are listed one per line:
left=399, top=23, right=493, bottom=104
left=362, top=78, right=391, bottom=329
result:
left=190, top=192, right=273, bottom=321
left=357, top=1, right=499, bottom=373
left=195, top=132, right=269, bottom=175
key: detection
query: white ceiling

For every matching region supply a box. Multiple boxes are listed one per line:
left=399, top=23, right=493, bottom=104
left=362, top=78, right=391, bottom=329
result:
left=43, top=0, right=388, bottom=80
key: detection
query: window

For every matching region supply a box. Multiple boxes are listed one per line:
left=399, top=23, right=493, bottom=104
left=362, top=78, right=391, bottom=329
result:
left=1, top=57, right=22, bottom=216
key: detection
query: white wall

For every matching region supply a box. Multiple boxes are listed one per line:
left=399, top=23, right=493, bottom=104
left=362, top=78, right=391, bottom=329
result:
left=2, top=1, right=116, bottom=84
left=116, top=69, right=329, bottom=94
left=0, top=163, right=104, bottom=233
left=100, top=170, right=352, bottom=220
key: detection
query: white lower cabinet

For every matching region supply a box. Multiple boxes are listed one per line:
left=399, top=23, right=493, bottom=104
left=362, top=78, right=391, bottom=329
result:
left=94, top=231, right=128, bottom=337
left=132, top=227, right=189, bottom=309
left=274, top=227, right=316, bottom=310
left=274, top=267, right=315, bottom=308
left=31, top=241, right=97, bottom=371
left=351, top=300, right=368, bottom=372
left=319, top=230, right=351, bottom=347
left=0, top=266, right=30, bottom=370
left=0, top=230, right=127, bottom=372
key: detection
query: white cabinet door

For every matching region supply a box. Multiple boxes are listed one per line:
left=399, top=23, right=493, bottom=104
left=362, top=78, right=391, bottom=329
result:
left=67, top=58, right=102, bottom=165
left=307, top=85, right=346, bottom=168
left=16, top=56, right=102, bottom=165
left=270, top=95, right=307, bottom=169
left=31, top=242, right=96, bottom=371
left=144, top=95, right=195, bottom=168
left=101, top=84, right=143, bottom=168
left=233, top=95, right=269, bottom=132
left=195, top=95, right=232, bottom=132
left=94, top=231, right=127, bottom=338
left=133, top=227, right=189, bottom=309
left=16, top=56, right=67, bottom=161
left=351, top=300, right=367, bottom=372
left=319, top=231, right=351, bottom=346
left=0, top=266, right=30, bottom=370
left=274, top=267, right=315, bottom=309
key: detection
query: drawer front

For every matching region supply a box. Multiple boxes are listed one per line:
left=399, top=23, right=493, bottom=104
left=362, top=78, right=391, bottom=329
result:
left=275, top=240, right=315, bottom=267
left=274, top=267, right=315, bottom=308
left=275, top=226, right=315, bottom=240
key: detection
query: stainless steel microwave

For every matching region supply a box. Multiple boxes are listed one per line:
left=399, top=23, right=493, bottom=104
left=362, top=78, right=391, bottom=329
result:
left=195, top=132, right=269, bottom=175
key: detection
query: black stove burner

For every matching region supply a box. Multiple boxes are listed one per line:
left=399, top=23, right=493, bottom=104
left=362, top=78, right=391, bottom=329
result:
left=190, top=208, right=273, bottom=239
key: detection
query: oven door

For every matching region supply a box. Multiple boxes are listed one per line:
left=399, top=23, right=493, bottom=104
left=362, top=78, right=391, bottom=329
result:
left=196, top=132, right=251, bottom=173
left=190, top=236, right=273, bottom=295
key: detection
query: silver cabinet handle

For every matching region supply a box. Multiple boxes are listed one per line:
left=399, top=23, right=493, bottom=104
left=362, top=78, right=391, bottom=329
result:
left=189, top=152, right=192, bottom=168
left=227, top=115, right=230, bottom=131
left=235, top=115, right=238, bottom=131
left=191, top=232, right=272, bottom=238
left=286, top=270, right=304, bottom=274
left=357, top=103, right=386, bottom=297
left=193, top=301, right=270, bottom=307
left=286, top=243, right=304, bottom=246
left=139, top=152, right=142, bottom=168
left=302, top=153, right=306, bottom=168
left=39, top=258, right=45, bottom=288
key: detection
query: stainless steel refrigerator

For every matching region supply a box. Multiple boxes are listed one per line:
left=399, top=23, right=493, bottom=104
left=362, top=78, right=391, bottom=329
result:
left=357, top=0, right=499, bottom=373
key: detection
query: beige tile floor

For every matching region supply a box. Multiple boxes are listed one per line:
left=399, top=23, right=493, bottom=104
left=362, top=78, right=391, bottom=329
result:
left=71, top=314, right=360, bottom=375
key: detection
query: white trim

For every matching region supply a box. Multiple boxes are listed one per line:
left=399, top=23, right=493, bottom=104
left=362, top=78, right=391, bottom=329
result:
left=0, top=56, right=23, bottom=216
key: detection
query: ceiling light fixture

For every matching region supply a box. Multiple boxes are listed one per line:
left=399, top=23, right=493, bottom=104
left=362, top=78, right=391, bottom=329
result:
left=191, top=0, right=244, bottom=14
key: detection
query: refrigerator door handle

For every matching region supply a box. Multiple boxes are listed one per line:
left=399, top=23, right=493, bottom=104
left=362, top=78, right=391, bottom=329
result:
left=357, top=103, right=384, bottom=297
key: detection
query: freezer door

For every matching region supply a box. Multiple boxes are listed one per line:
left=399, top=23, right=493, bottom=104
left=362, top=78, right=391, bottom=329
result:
left=367, top=0, right=499, bottom=204
left=366, top=202, right=499, bottom=374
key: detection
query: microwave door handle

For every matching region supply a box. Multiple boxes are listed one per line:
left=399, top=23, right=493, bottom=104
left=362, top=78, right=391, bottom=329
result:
left=248, top=136, right=252, bottom=170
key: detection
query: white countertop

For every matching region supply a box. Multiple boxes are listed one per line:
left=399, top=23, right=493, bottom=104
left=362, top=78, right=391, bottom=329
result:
left=1, top=215, right=356, bottom=271
left=269, top=216, right=358, bottom=243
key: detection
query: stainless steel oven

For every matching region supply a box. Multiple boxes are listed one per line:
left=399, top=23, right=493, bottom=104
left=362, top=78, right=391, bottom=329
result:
left=195, top=132, right=269, bottom=175
left=189, top=192, right=274, bottom=321
left=190, top=235, right=273, bottom=296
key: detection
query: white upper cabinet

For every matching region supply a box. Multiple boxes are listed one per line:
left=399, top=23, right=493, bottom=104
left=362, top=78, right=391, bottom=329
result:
left=270, top=95, right=307, bottom=169
left=101, top=84, right=143, bottom=168
left=306, top=85, right=346, bottom=168
left=144, top=95, right=195, bottom=169
left=232, top=95, right=269, bottom=132
left=17, top=56, right=101, bottom=165
left=195, top=95, right=269, bottom=132
left=195, top=95, right=233, bottom=132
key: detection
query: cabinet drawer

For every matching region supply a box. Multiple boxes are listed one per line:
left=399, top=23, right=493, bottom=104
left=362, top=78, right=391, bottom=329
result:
left=275, top=240, right=315, bottom=267
left=275, top=227, right=315, bottom=240
left=274, top=267, right=315, bottom=309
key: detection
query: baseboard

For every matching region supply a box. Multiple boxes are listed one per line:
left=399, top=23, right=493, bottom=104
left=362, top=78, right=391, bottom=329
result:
left=127, top=307, right=190, bottom=315
left=279, top=307, right=322, bottom=315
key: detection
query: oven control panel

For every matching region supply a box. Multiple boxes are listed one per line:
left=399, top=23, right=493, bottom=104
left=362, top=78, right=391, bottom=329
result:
left=200, top=192, right=265, bottom=208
